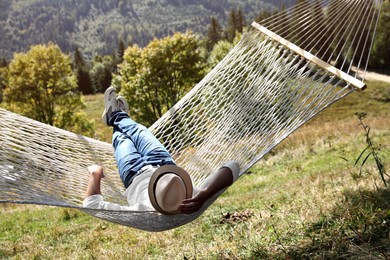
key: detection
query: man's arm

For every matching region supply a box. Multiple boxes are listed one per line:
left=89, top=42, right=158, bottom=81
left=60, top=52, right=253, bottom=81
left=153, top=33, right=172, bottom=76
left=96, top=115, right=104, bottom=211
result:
left=179, top=161, right=239, bottom=214
left=84, top=165, right=132, bottom=211
left=86, top=165, right=104, bottom=197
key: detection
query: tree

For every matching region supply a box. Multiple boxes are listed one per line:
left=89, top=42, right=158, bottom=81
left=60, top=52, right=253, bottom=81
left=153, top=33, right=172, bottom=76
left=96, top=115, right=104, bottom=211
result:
left=207, top=32, right=243, bottom=70
left=256, top=9, right=274, bottom=22
left=73, top=47, right=86, bottom=68
left=4, top=43, right=94, bottom=136
left=90, top=55, right=114, bottom=93
left=113, top=32, right=205, bottom=126
left=73, top=47, right=93, bottom=94
left=225, top=8, right=246, bottom=43
left=0, top=57, right=7, bottom=103
left=349, top=0, right=376, bottom=67
left=236, top=9, right=246, bottom=33
left=310, top=0, right=330, bottom=60
left=225, top=9, right=237, bottom=42
left=75, top=66, right=93, bottom=94
left=370, top=1, right=390, bottom=69
left=0, top=57, right=7, bottom=67
left=207, top=40, right=234, bottom=70
left=118, top=38, right=126, bottom=63
left=206, top=16, right=223, bottom=51
left=292, top=0, right=310, bottom=45
left=326, top=0, right=353, bottom=68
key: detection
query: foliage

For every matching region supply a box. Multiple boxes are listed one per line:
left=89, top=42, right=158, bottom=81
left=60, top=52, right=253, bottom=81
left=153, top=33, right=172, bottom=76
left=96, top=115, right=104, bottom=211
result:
left=0, top=0, right=389, bottom=71
left=225, top=8, right=246, bottom=42
left=207, top=32, right=243, bottom=70
left=207, top=40, right=234, bottom=69
left=0, top=61, right=7, bottom=103
left=355, top=112, right=388, bottom=187
left=205, top=16, right=223, bottom=51
left=370, top=1, right=390, bottom=70
left=114, top=32, right=206, bottom=126
left=3, top=43, right=94, bottom=136
left=117, top=38, right=126, bottom=63
left=90, top=55, right=115, bottom=93
left=72, top=47, right=119, bottom=95
left=255, top=0, right=389, bottom=70
left=0, top=0, right=278, bottom=60
left=73, top=48, right=94, bottom=95
left=349, top=0, right=378, bottom=67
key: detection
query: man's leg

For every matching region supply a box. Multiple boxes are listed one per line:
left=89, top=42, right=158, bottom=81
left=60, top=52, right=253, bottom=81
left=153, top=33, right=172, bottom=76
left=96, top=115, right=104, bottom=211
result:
left=112, top=128, right=144, bottom=188
left=110, top=111, right=175, bottom=168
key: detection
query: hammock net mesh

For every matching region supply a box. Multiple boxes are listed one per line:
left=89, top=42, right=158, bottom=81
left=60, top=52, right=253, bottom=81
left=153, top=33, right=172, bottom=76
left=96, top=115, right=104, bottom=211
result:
left=0, top=0, right=383, bottom=231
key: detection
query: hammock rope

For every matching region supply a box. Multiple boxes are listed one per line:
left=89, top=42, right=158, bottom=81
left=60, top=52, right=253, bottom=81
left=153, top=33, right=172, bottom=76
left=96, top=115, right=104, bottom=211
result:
left=0, top=0, right=383, bottom=231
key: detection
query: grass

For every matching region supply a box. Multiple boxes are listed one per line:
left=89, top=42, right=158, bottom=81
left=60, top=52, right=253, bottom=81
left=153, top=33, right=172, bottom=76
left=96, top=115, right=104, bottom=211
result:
left=1, top=80, right=389, bottom=259
left=82, top=93, right=113, bottom=142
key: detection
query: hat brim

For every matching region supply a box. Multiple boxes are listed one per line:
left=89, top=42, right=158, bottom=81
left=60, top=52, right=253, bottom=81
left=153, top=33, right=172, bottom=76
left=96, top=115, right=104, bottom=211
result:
left=148, top=165, right=193, bottom=215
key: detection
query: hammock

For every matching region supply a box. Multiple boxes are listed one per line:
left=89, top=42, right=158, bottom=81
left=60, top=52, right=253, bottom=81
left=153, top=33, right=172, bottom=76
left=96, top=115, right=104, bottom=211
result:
left=0, top=0, right=383, bottom=232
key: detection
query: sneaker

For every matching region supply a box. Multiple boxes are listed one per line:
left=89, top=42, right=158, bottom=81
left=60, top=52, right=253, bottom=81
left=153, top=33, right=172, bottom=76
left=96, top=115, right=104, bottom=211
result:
left=117, top=96, right=129, bottom=115
left=102, top=86, right=118, bottom=126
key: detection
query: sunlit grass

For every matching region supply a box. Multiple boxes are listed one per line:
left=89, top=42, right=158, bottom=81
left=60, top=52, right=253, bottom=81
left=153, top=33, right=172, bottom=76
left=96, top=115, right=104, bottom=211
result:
left=83, top=93, right=112, bottom=142
left=0, top=80, right=389, bottom=259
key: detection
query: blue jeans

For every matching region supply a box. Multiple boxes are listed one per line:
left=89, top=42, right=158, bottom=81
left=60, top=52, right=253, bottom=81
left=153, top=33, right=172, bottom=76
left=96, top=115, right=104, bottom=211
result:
left=110, top=111, right=175, bottom=188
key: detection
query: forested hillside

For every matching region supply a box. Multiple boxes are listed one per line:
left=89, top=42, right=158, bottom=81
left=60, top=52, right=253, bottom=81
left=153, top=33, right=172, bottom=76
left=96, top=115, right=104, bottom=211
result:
left=0, top=0, right=296, bottom=59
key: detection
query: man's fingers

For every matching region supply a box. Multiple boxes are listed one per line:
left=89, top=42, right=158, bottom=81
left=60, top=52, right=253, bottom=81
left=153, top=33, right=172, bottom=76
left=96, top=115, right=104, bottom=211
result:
left=180, top=206, right=198, bottom=214
left=179, top=200, right=202, bottom=214
left=181, top=198, right=195, bottom=204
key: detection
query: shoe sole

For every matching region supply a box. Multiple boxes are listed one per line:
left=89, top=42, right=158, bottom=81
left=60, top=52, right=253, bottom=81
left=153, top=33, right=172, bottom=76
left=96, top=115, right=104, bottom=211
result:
left=117, top=96, right=129, bottom=115
left=102, top=87, right=117, bottom=125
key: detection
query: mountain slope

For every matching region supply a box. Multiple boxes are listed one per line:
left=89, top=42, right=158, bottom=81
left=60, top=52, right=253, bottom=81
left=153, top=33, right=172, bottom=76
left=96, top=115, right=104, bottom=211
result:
left=0, top=0, right=296, bottom=59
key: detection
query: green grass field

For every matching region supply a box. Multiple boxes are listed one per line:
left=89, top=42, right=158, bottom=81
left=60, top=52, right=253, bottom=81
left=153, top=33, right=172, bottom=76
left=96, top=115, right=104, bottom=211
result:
left=1, top=81, right=389, bottom=259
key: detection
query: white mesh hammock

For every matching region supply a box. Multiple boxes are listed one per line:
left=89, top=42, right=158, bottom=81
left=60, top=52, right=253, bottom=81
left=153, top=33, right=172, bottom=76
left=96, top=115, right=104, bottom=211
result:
left=0, top=0, right=383, bottom=231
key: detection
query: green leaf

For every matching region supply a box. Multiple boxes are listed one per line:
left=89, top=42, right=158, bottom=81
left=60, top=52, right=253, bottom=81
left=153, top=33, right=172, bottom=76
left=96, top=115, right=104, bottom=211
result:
left=354, top=145, right=369, bottom=166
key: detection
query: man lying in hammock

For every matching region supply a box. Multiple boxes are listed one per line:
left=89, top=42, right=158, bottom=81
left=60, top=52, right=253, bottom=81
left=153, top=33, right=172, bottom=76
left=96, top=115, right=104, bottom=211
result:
left=84, top=86, right=239, bottom=215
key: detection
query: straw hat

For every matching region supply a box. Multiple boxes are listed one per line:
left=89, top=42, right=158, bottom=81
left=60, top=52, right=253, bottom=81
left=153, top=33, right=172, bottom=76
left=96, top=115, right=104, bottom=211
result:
left=148, top=165, right=193, bottom=215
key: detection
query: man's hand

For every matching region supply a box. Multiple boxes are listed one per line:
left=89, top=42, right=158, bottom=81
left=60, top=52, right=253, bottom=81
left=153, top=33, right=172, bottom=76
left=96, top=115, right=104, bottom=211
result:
left=178, top=165, right=236, bottom=214
left=179, top=188, right=211, bottom=214
left=87, top=165, right=104, bottom=178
